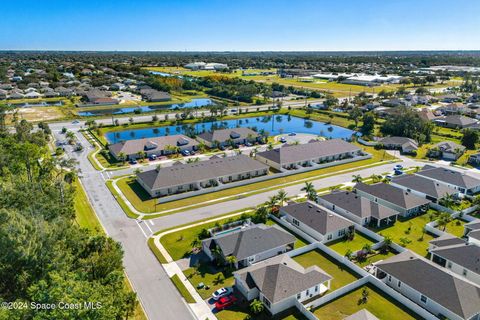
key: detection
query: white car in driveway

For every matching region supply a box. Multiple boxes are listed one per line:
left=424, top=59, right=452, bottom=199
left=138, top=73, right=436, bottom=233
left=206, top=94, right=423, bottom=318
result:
left=212, top=287, right=233, bottom=300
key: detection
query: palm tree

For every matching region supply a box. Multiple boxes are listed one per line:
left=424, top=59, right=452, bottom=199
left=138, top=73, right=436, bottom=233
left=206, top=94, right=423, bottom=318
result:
left=437, top=212, right=452, bottom=231
left=249, top=299, right=264, bottom=315
left=301, top=182, right=317, bottom=201
left=211, top=246, right=224, bottom=266
left=276, top=189, right=288, bottom=206
left=362, top=243, right=372, bottom=254
left=265, top=196, right=279, bottom=214
left=352, top=174, right=362, bottom=183
left=118, top=152, right=126, bottom=164
left=440, top=193, right=455, bottom=209
left=380, top=236, right=392, bottom=253
left=225, top=255, right=237, bottom=269
left=191, top=238, right=200, bottom=249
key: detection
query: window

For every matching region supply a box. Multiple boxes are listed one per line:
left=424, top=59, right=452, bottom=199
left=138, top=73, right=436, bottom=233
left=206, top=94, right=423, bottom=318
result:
left=306, top=289, right=309, bottom=296
left=327, top=234, right=333, bottom=240
left=463, top=269, right=468, bottom=276
left=447, top=262, right=452, bottom=269
left=388, top=275, right=392, bottom=282
left=420, top=295, right=427, bottom=304
left=297, top=293, right=301, bottom=299
left=338, top=229, right=346, bottom=237
left=398, top=281, right=402, bottom=288
left=262, top=296, right=271, bottom=307
left=292, top=219, right=300, bottom=227
left=315, top=285, right=319, bottom=292
left=332, top=205, right=336, bottom=210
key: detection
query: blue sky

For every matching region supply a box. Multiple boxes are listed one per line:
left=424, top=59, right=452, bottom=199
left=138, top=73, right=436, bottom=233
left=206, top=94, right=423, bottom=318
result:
left=1, top=0, right=479, bottom=51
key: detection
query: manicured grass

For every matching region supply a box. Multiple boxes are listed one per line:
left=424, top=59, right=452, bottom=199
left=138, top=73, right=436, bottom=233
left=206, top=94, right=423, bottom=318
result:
left=74, top=179, right=102, bottom=233
left=443, top=219, right=467, bottom=238
left=292, top=250, right=359, bottom=291
left=374, top=214, right=435, bottom=256
left=327, top=232, right=377, bottom=256
left=184, top=262, right=234, bottom=300
left=105, top=180, right=139, bottom=219
left=216, top=306, right=308, bottom=320
left=170, top=274, right=196, bottom=303
left=355, top=250, right=396, bottom=267
left=147, top=237, right=168, bottom=264
left=311, top=285, right=419, bottom=320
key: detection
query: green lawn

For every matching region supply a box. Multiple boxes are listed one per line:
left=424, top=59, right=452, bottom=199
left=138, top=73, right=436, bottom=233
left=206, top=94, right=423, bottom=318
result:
left=147, top=237, right=168, bottom=264
left=311, top=285, right=420, bottom=320
left=443, top=219, right=467, bottom=238
left=170, top=274, right=196, bottom=303
left=327, top=232, right=377, bottom=256
left=74, top=179, right=102, bottom=233
left=374, top=214, right=435, bottom=256
left=184, top=262, right=234, bottom=300
left=217, top=306, right=308, bottom=320
left=292, top=250, right=359, bottom=291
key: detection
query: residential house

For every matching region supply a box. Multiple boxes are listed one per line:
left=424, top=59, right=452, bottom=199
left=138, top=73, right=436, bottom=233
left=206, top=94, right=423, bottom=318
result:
left=256, top=139, right=363, bottom=171
left=279, top=201, right=354, bottom=243
left=428, top=141, right=466, bottom=160
left=0, top=89, right=7, bottom=99
left=318, top=191, right=398, bottom=227
left=108, top=135, right=199, bottom=160
left=434, top=115, right=478, bottom=129
left=438, top=94, right=462, bottom=103
left=377, top=136, right=418, bottom=154
left=390, top=174, right=458, bottom=203
left=375, top=251, right=480, bottom=320
left=139, top=88, right=171, bottom=102
left=464, top=220, right=480, bottom=236
left=430, top=244, right=480, bottom=286
left=468, top=230, right=480, bottom=247
left=136, top=154, right=269, bottom=197
left=415, top=165, right=480, bottom=195
left=234, top=254, right=332, bottom=315
left=439, top=103, right=468, bottom=115
left=468, top=153, right=480, bottom=166
left=202, top=224, right=295, bottom=269
left=196, top=127, right=260, bottom=148
left=417, top=108, right=436, bottom=122
left=110, top=82, right=126, bottom=91
left=24, top=91, right=42, bottom=99
left=354, top=182, right=430, bottom=217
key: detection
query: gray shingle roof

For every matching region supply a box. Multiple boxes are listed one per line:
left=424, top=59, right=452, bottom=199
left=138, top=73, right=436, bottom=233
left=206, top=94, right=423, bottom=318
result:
left=468, top=230, right=480, bottom=241
left=434, top=141, right=466, bottom=153
left=376, top=251, right=480, bottom=319
left=197, top=127, right=258, bottom=143
left=256, top=139, right=361, bottom=165
left=205, top=224, right=295, bottom=261
left=355, top=182, right=430, bottom=209
left=416, top=165, right=480, bottom=190
left=235, top=255, right=332, bottom=303
left=344, top=309, right=379, bottom=320
left=432, top=244, right=480, bottom=275
left=429, top=234, right=466, bottom=248
left=465, top=220, right=480, bottom=231
left=442, top=115, right=478, bottom=127
left=319, top=191, right=398, bottom=220
left=109, top=134, right=199, bottom=157
left=137, top=154, right=268, bottom=190
left=280, top=201, right=353, bottom=235
left=378, top=136, right=418, bottom=147
left=391, top=174, right=457, bottom=199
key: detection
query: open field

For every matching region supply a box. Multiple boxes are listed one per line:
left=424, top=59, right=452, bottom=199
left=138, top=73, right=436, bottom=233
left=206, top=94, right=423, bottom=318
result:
left=15, top=106, right=67, bottom=122
left=311, top=285, right=419, bottom=320
left=144, top=66, right=459, bottom=97
left=292, top=250, right=359, bottom=291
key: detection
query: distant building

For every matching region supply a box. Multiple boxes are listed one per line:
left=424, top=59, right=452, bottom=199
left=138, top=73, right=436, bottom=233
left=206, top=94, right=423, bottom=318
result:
left=139, top=88, right=171, bottom=102
left=377, top=136, right=418, bottom=154
left=434, top=115, right=478, bottom=129
left=184, top=62, right=228, bottom=70
left=196, top=127, right=260, bottom=148
left=427, top=141, right=465, bottom=160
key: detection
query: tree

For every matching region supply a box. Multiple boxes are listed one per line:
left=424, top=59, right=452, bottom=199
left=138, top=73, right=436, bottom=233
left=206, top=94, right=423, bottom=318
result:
left=360, top=112, right=375, bottom=136
left=252, top=206, right=268, bottom=223
left=225, top=255, right=237, bottom=269
left=301, top=182, right=317, bottom=201
left=352, top=174, right=362, bottom=183
left=348, top=107, right=362, bottom=128
left=380, top=107, right=433, bottom=143
left=461, top=128, right=478, bottom=149
left=276, top=189, right=288, bottom=206
left=437, top=212, right=452, bottom=231
left=250, top=299, right=264, bottom=314
left=118, top=152, right=127, bottom=164
left=265, top=196, right=279, bottom=214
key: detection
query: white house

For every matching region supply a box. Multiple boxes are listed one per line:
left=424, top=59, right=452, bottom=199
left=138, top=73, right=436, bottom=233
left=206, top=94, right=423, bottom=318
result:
left=234, top=254, right=332, bottom=315
left=415, top=165, right=480, bottom=195
left=430, top=244, right=480, bottom=286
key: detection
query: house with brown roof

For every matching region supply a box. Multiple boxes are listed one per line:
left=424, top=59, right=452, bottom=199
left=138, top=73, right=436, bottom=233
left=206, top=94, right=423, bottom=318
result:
left=108, top=134, right=199, bottom=160
left=234, top=254, right=332, bottom=315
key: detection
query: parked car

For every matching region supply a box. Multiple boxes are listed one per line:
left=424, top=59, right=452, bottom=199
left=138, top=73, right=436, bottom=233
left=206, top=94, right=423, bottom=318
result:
left=288, top=132, right=297, bottom=136
left=129, top=159, right=138, bottom=165
left=245, top=142, right=253, bottom=147
left=394, top=170, right=403, bottom=175
left=181, top=150, right=191, bottom=156
left=385, top=175, right=393, bottom=181
left=280, top=137, right=287, bottom=143
left=190, top=150, right=196, bottom=155
left=394, top=164, right=403, bottom=170
left=212, top=287, right=233, bottom=300
left=215, top=295, right=237, bottom=310
left=149, top=154, right=157, bottom=161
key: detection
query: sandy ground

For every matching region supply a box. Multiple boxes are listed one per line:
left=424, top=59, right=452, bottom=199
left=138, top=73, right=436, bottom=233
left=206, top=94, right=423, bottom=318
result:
left=15, top=107, right=65, bottom=122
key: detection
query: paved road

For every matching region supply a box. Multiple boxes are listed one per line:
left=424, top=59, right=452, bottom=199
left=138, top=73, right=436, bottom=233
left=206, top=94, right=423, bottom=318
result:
left=57, top=129, right=195, bottom=320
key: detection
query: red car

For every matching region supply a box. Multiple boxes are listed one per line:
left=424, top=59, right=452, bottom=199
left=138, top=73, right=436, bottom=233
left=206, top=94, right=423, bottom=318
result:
left=215, top=295, right=237, bottom=310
